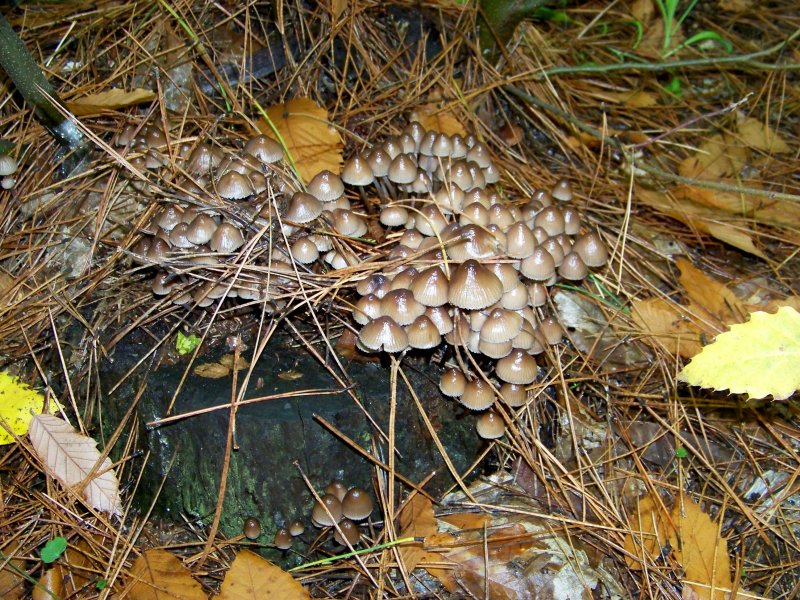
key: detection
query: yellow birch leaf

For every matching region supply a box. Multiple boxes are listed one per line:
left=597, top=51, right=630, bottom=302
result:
left=679, top=306, right=800, bottom=400
left=67, top=88, right=155, bottom=116
left=260, top=98, right=343, bottom=183
left=127, top=549, right=206, bottom=599
left=623, top=494, right=675, bottom=569
left=0, top=372, right=59, bottom=445
left=669, top=495, right=733, bottom=600
left=217, top=550, right=309, bottom=599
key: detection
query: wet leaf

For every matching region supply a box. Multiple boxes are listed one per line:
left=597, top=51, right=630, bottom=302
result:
left=398, top=495, right=439, bottom=571
left=0, top=372, right=59, bottom=445
left=28, top=414, right=122, bottom=515
left=193, top=362, right=231, bottom=379
left=32, top=567, right=63, bottom=600
left=261, top=98, right=343, bottom=183
left=679, top=306, right=800, bottom=400
left=67, top=88, right=156, bottom=116
left=217, top=550, right=309, bottom=599
left=0, top=558, right=27, bottom=599
left=127, top=549, right=206, bottom=600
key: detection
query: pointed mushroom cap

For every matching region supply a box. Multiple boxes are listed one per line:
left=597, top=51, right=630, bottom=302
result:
left=404, top=121, right=426, bottom=145
left=145, top=237, right=171, bottom=262
left=216, top=170, right=253, bottom=199
left=476, top=410, right=505, bottom=439
left=487, top=262, right=522, bottom=293
left=388, top=153, right=418, bottom=185
left=307, top=170, right=345, bottom=202
left=572, top=232, right=608, bottom=267
left=440, top=367, right=467, bottom=397
left=210, top=223, right=245, bottom=253
left=459, top=202, right=489, bottom=227
left=409, top=266, right=450, bottom=307
left=388, top=267, right=418, bottom=292
left=341, top=154, right=375, bottom=186
left=450, top=134, right=468, bottom=159
left=415, top=204, right=448, bottom=237
left=366, top=148, right=391, bottom=178
left=488, top=204, right=514, bottom=229
left=446, top=225, right=498, bottom=261
left=357, top=273, right=391, bottom=297
left=495, top=349, right=537, bottom=385
left=380, top=289, right=426, bottom=326
left=534, top=206, right=566, bottom=237
left=551, top=177, right=573, bottom=201
left=480, top=308, right=523, bottom=344
left=285, top=192, right=324, bottom=223
left=483, top=163, right=500, bottom=184
left=333, top=519, right=361, bottom=546
left=406, top=315, right=442, bottom=349
left=418, top=130, right=437, bottom=155
left=325, top=480, right=348, bottom=502
left=562, top=207, right=581, bottom=235
left=358, top=316, right=409, bottom=353
left=499, top=383, right=527, bottom=407
left=433, top=186, right=465, bottom=213
left=332, top=209, right=367, bottom=237
left=186, top=144, right=221, bottom=173
left=448, top=260, right=504, bottom=310
left=168, top=222, right=194, bottom=248
left=519, top=247, right=555, bottom=281
left=504, top=222, right=537, bottom=259
left=558, top=251, right=588, bottom=280
left=312, top=494, right=343, bottom=527
left=539, top=318, right=563, bottom=345
left=244, top=135, right=283, bottom=163
left=425, top=306, right=454, bottom=335
left=274, top=528, right=293, bottom=550
left=354, top=294, right=382, bottom=325
left=459, top=379, right=496, bottom=411
left=466, top=143, right=491, bottom=168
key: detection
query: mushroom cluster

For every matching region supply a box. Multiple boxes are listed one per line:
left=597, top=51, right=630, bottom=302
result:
left=0, top=152, right=18, bottom=190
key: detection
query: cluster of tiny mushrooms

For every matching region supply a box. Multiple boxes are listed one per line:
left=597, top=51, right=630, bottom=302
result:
left=122, top=119, right=608, bottom=440
left=243, top=480, right=373, bottom=549
left=0, top=153, right=18, bottom=190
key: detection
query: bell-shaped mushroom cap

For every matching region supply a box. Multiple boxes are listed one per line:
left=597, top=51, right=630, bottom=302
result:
left=562, top=207, right=581, bottom=235
left=185, top=143, right=221, bottom=174
left=476, top=410, right=505, bottom=439
left=210, top=223, right=245, bottom=253
left=354, top=294, right=382, bottom=325
left=459, top=379, right=496, bottom=411
left=534, top=206, right=566, bottom=237
left=403, top=121, right=426, bottom=145
left=487, top=262, right=521, bottom=293
left=168, top=222, right=194, bottom=249
left=551, top=177, right=573, bottom=201
left=558, top=251, right=588, bottom=281
left=142, top=125, right=167, bottom=149
left=483, top=163, right=501, bottom=184
left=243, top=517, right=261, bottom=540
left=446, top=225, right=497, bottom=261
left=466, top=143, right=492, bottom=168
left=479, top=338, right=513, bottom=359
left=541, top=238, right=564, bottom=267
left=333, top=519, right=361, bottom=546
left=0, top=154, right=18, bottom=176
left=332, top=209, right=368, bottom=238
left=151, top=271, right=174, bottom=295
left=290, top=236, right=319, bottom=264
left=186, top=214, right=218, bottom=245
left=446, top=161, right=474, bottom=192
left=156, top=206, right=183, bottom=232
left=357, top=273, right=391, bottom=298
left=382, top=137, right=402, bottom=159
left=410, top=266, right=450, bottom=307
left=465, top=161, right=486, bottom=190
left=388, top=153, right=418, bottom=185
left=527, top=282, right=548, bottom=307
left=539, top=317, right=563, bottom=345
left=406, top=315, right=442, bottom=349
left=288, top=520, right=305, bottom=536
left=244, top=134, right=283, bottom=163
left=115, top=123, right=138, bottom=147
left=425, top=306, right=454, bottom=335
left=380, top=288, right=426, bottom=326
left=285, top=192, right=324, bottom=224
left=325, top=480, right=348, bottom=502
left=501, top=284, right=529, bottom=311
left=480, top=308, right=523, bottom=344
left=415, top=204, right=448, bottom=237
left=519, top=247, right=556, bottom=281
left=433, top=186, right=465, bottom=213
left=418, top=130, right=437, bottom=155
left=380, top=206, right=409, bottom=227
left=399, top=133, right=417, bottom=154
left=450, top=134, right=468, bottom=159
left=366, top=148, right=391, bottom=178
left=307, top=170, right=345, bottom=202
left=274, top=528, right=293, bottom=550
left=463, top=188, right=490, bottom=209
left=572, top=232, right=608, bottom=267
left=312, top=494, right=343, bottom=527
left=398, top=229, right=424, bottom=250
left=216, top=170, right=253, bottom=199
left=459, top=202, right=489, bottom=227
left=440, top=367, right=467, bottom=397
left=145, top=237, right=171, bottom=262
left=389, top=267, right=418, bottom=291
left=495, top=349, right=537, bottom=385
left=448, top=260, right=504, bottom=310
left=341, top=487, right=372, bottom=520
left=499, top=383, right=527, bottom=407
left=504, top=222, right=537, bottom=259
left=341, top=154, right=375, bottom=186
left=488, top=204, right=514, bottom=229
left=358, top=316, right=409, bottom=353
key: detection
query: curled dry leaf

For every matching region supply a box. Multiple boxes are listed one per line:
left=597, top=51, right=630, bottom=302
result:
left=28, top=414, right=122, bottom=515
left=66, top=88, right=156, bottom=116
left=631, top=297, right=706, bottom=359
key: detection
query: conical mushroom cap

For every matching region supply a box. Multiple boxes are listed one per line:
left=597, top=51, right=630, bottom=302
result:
left=448, top=260, right=503, bottom=310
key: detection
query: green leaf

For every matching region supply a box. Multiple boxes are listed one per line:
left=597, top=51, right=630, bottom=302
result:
left=176, top=331, right=201, bottom=356
left=679, top=306, right=800, bottom=400
left=675, top=447, right=688, bottom=459
left=41, top=537, right=67, bottom=563
left=96, top=579, right=107, bottom=590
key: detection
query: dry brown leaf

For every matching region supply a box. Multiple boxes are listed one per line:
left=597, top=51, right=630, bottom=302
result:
left=672, top=184, right=800, bottom=230
left=398, top=494, right=439, bottom=571
left=676, top=259, right=748, bottom=326
left=261, top=98, right=343, bottom=183
left=670, top=495, right=733, bottom=600
left=679, top=133, right=747, bottom=181
left=624, top=494, right=675, bottom=569
left=67, top=88, right=156, bottom=116
left=719, top=0, right=753, bottom=11
left=630, top=0, right=654, bottom=23
left=631, top=297, right=707, bottom=358
left=438, top=512, right=492, bottom=531
left=0, top=558, right=27, bottom=600
left=127, top=549, right=206, bottom=600
left=411, top=105, right=467, bottom=137
left=28, top=414, right=122, bottom=515
left=193, top=362, right=231, bottom=379
left=32, top=567, right=63, bottom=600
left=218, top=550, right=309, bottom=599
left=218, top=354, right=251, bottom=370
left=736, top=116, right=790, bottom=153
left=328, top=0, right=347, bottom=19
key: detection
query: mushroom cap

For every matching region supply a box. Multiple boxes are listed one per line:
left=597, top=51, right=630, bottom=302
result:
left=409, top=266, right=450, bottom=307
left=216, top=170, right=253, bottom=199
left=333, top=519, right=361, bottom=546
left=433, top=186, right=465, bottom=213
left=389, top=267, right=418, bottom=291
left=244, top=135, right=283, bottom=163
left=425, top=306, right=454, bottom=335
left=380, top=206, right=409, bottom=227
left=431, top=132, right=453, bottom=158
left=291, top=236, right=320, bottom=264
left=288, top=520, right=305, bottom=536
left=534, top=206, right=566, bottom=237
left=342, top=487, right=373, bottom=520
left=558, top=251, right=588, bottom=281
left=156, top=206, right=183, bottom=232
left=398, top=229, right=424, bottom=250
left=476, top=410, right=505, bottom=439
left=504, top=222, right=537, bottom=259
left=541, top=238, right=565, bottom=267
left=398, top=133, right=418, bottom=154
left=406, top=315, right=442, bottom=349
left=145, top=237, right=171, bottom=262
left=440, top=367, right=467, bottom=397
left=480, top=308, right=523, bottom=344
left=418, top=130, right=437, bottom=155
left=354, top=294, right=382, bottom=325
left=459, top=379, right=496, bottom=411
left=519, top=247, right=555, bottom=281
left=243, top=517, right=261, bottom=540
left=285, top=192, right=323, bottom=223
left=495, top=349, right=538, bottom=385
left=450, top=134, right=468, bottom=159
left=487, top=262, right=522, bottom=293
left=307, top=170, right=345, bottom=202
left=274, top=528, right=293, bottom=550
left=151, top=272, right=174, bottom=295
left=478, top=338, right=513, bottom=359
left=488, top=204, right=514, bottom=229
left=358, top=316, right=409, bottom=353
left=325, top=480, right=348, bottom=502
left=527, top=282, right=548, bottom=307
left=341, top=154, right=375, bottom=186
left=539, top=318, right=563, bottom=345
left=185, top=143, right=221, bottom=174
left=0, top=154, right=18, bottom=176
left=380, top=289, right=426, bottom=326
left=332, top=209, right=368, bottom=238
left=499, top=383, right=527, bottom=407
left=483, top=163, right=501, bottom=184
left=388, top=153, right=418, bottom=185
left=382, top=137, right=402, bottom=159
left=466, top=143, right=492, bottom=168
left=459, top=202, right=489, bottom=228
left=403, top=121, right=426, bottom=145
left=415, top=204, right=448, bottom=237
left=562, top=207, right=581, bottom=235
left=356, top=273, right=391, bottom=298
left=511, top=319, right=536, bottom=350
left=551, top=177, right=573, bottom=201
left=448, top=260, right=504, bottom=310
left=501, top=284, right=529, bottom=311
left=312, top=494, right=343, bottom=527
left=210, top=223, right=245, bottom=253
left=366, top=148, right=391, bottom=178
left=572, top=232, right=608, bottom=267
left=168, top=222, right=194, bottom=249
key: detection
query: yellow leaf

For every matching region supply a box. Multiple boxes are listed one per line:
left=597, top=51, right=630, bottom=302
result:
left=623, top=494, right=675, bottom=570
left=0, top=372, right=58, bottom=445
left=679, top=306, right=800, bottom=400
left=669, top=495, right=733, bottom=600
left=67, top=88, right=155, bottom=116
left=260, top=98, right=343, bottom=183
left=193, top=362, right=231, bottom=379
left=127, top=549, right=206, bottom=599
left=218, top=354, right=251, bottom=370
left=217, top=550, right=310, bottom=599
left=411, top=105, right=467, bottom=137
